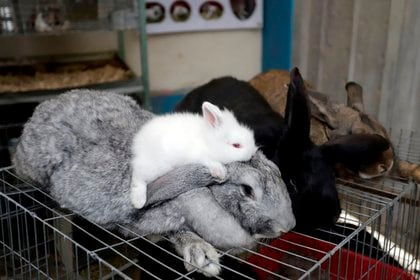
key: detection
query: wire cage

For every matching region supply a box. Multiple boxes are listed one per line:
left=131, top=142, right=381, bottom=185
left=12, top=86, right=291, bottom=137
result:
left=0, top=129, right=419, bottom=280
left=0, top=123, right=24, bottom=168
left=0, top=0, right=151, bottom=107
left=0, top=0, right=138, bottom=35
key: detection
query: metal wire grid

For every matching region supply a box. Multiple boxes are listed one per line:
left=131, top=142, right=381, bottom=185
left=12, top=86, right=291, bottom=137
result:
left=0, top=169, right=418, bottom=279
left=0, top=0, right=137, bottom=35
left=390, top=129, right=420, bottom=165
left=0, top=123, right=23, bottom=168
left=0, top=128, right=418, bottom=279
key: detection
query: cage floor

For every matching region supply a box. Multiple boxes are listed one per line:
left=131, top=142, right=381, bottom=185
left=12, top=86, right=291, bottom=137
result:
left=1, top=166, right=418, bottom=280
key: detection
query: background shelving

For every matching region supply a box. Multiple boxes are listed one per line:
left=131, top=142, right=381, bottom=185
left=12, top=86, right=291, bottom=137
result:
left=0, top=0, right=150, bottom=106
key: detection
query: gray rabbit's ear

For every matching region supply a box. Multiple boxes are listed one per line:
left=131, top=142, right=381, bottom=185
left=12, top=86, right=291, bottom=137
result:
left=250, top=150, right=266, bottom=167
left=249, top=150, right=279, bottom=173
left=202, top=101, right=223, bottom=128
left=346, top=82, right=365, bottom=112
left=307, top=90, right=338, bottom=129
left=345, top=82, right=389, bottom=138
left=357, top=113, right=389, bottom=139
left=145, top=164, right=221, bottom=206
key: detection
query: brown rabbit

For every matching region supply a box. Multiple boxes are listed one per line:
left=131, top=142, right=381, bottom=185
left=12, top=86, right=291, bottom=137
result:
left=249, top=69, right=419, bottom=182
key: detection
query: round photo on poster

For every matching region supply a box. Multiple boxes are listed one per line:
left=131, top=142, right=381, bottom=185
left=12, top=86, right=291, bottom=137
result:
left=200, top=1, right=223, bottom=20
left=230, top=0, right=256, bottom=20
left=170, top=1, right=191, bottom=22
left=146, top=2, right=165, bottom=23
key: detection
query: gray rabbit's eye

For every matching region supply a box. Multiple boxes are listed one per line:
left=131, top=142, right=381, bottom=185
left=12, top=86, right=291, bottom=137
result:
left=241, top=184, right=255, bottom=199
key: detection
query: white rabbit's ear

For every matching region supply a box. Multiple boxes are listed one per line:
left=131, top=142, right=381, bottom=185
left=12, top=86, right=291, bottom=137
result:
left=202, top=101, right=223, bottom=128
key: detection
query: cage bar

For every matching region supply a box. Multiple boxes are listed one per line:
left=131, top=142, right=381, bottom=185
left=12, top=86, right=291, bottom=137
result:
left=0, top=128, right=419, bottom=279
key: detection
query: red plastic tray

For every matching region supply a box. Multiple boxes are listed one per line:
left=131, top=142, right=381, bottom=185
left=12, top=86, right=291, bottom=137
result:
left=247, top=232, right=416, bottom=280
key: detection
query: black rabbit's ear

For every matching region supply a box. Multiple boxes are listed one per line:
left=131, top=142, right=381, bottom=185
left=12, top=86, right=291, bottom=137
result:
left=284, top=67, right=311, bottom=143
left=320, top=134, right=391, bottom=171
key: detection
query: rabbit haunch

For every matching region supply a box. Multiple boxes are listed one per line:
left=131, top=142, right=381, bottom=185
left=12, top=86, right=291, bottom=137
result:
left=130, top=101, right=258, bottom=208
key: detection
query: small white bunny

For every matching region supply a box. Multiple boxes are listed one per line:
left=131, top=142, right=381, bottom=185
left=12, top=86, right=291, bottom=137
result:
left=130, top=101, right=258, bottom=208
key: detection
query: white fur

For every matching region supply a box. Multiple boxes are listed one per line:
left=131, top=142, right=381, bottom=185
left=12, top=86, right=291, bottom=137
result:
left=183, top=240, right=221, bottom=276
left=130, top=101, right=257, bottom=208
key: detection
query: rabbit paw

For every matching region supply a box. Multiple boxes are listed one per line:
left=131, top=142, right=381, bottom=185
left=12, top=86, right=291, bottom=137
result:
left=206, top=162, right=227, bottom=182
left=183, top=240, right=221, bottom=277
left=130, top=182, right=147, bottom=209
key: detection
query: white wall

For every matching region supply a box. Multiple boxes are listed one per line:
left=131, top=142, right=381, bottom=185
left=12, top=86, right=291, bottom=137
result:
left=125, top=30, right=262, bottom=92
left=0, top=29, right=262, bottom=94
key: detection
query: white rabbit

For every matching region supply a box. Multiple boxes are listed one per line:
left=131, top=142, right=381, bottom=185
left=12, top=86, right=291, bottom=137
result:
left=130, top=101, right=258, bottom=208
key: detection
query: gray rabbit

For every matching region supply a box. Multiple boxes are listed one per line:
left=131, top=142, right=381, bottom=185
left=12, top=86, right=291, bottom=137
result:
left=13, top=90, right=295, bottom=276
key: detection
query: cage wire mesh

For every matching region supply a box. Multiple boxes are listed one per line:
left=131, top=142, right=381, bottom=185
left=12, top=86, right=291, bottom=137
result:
left=0, top=128, right=419, bottom=280
left=389, top=129, right=420, bottom=165
left=0, top=0, right=138, bottom=35
left=0, top=123, right=23, bottom=168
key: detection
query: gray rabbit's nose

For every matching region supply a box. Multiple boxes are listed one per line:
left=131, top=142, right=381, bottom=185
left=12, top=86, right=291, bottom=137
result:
left=253, top=219, right=291, bottom=239
left=274, top=215, right=296, bottom=233
left=286, top=216, right=296, bottom=231
left=266, top=216, right=296, bottom=237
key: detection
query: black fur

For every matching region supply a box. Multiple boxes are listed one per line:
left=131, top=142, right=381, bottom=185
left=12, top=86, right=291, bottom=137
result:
left=321, top=133, right=391, bottom=174
left=175, top=76, right=284, bottom=159
left=175, top=68, right=341, bottom=230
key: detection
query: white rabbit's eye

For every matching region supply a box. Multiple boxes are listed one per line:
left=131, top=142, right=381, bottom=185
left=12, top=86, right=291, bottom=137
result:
left=241, top=184, right=254, bottom=198
left=232, top=143, right=241, bottom=148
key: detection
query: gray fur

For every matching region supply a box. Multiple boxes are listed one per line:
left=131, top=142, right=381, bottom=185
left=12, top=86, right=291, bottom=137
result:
left=13, top=89, right=153, bottom=187
left=13, top=90, right=295, bottom=275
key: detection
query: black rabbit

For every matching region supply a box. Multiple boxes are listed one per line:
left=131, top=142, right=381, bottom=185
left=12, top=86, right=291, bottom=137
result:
left=176, top=68, right=389, bottom=231
left=276, top=69, right=340, bottom=230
